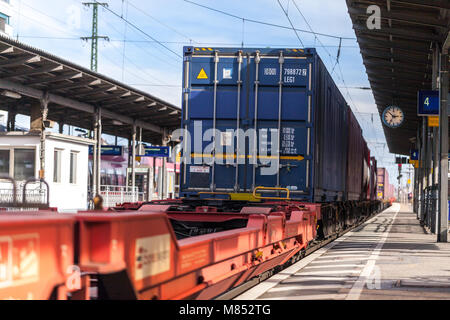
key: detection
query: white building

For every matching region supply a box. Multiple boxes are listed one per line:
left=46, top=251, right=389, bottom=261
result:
left=0, top=0, right=12, bottom=37
left=0, top=132, right=94, bottom=211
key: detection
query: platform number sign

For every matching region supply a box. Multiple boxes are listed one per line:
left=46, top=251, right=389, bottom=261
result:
left=410, top=149, right=419, bottom=161
left=417, top=90, right=439, bottom=116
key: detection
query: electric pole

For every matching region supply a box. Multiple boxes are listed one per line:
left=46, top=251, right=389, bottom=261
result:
left=81, top=2, right=109, bottom=72
left=397, top=163, right=402, bottom=202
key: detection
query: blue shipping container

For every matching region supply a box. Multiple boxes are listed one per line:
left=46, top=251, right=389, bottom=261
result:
left=180, top=47, right=349, bottom=202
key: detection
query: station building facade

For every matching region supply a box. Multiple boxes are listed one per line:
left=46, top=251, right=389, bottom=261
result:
left=0, top=0, right=12, bottom=37
left=0, top=132, right=94, bottom=211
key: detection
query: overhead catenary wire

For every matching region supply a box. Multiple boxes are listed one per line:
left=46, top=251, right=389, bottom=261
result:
left=15, top=0, right=389, bottom=164
left=13, top=1, right=181, bottom=90
left=277, top=0, right=304, bottom=47
left=121, top=0, right=129, bottom=81
left=183, top=0, right=355, bottom=41
left=93, top=0, right=182, bottom=59
left=125, top=0, right=197, bottom=44
left=100, top=16, right=180, bottom=78
left=288, top=0, right=387, bottom=164
left=16, top=36, right=359, bottom=48
left=10, top=4, right=83, bottom=39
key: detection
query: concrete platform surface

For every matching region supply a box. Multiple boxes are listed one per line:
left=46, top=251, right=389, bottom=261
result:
left=235, top=203, right=450, bottom=300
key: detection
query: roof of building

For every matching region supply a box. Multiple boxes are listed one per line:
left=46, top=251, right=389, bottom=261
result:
left=0, top=35, right=181, bottom=144
left=347, top=0, right=450, bottom=155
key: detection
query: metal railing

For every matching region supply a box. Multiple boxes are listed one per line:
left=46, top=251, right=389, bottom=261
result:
left=100, top=185, right=145, bottom=208
left=423, top=184, right=438, bottom=233
left=0, top=176, right=50, bottom=210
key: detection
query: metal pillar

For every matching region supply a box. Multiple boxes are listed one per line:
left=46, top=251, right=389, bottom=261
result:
left=39, top=93, right=49, bottom=179
left=92, top=113, right=98, bottom=198
left=426, top=125, right=433, bottom=186
left=419, top=118, right=427, bottom=222
left=95, top=107, right=102, bottom=196
left=415, top=128, right=421, bottom=218
left=161, top=128, right=168, bottom=200
left=152, top=157, right=156, bottom=201
left=424, top=124, right=432, bottom=225
left=414, top=166, right=419, bottom=214
left=432, top=43, right=440, bottom=234
left=438, top=40, right=449, bottom=242
left=131, top=122, right=136, bottom=199
left=6, top=105, right=16, bottom=131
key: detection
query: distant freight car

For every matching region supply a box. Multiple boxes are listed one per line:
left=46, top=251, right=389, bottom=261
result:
left=180, top=47, right=369, bottom=202
left=346, top=109, right=370, bottom=201
left=377, top=167, right=391, bottom=200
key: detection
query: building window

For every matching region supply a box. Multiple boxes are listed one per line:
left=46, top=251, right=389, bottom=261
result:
left=14, top=149, right=35, bottom=181
left=70, top=152, right=77, bottom=184
left=53, top=149, right=62, bottom=183
left=0, top=13, right=10, bottom=33
left=0, top=150, right=9, bottom=176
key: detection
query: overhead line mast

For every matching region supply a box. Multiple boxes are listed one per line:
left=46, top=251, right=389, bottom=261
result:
left=81, top=2, right=109, bottom=72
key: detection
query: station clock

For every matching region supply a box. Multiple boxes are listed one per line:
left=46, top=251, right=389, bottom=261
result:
left=382, top=106, right=404, bottom=128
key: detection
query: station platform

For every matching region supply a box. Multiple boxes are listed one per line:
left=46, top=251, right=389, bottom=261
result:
left=236, top=203, right=450, bottom=300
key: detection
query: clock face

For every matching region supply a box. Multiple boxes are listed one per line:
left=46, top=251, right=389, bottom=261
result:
left=382, top=106, right=404, bottom=128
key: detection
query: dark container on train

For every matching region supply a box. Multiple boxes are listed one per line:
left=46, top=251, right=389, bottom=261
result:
left=346, top=109, right=365, bottom=200
left=362, top=139, right=371, bottom=199
left=180, top=47, right=350, bottom=202
left=370, top=157, right=378, bottom=201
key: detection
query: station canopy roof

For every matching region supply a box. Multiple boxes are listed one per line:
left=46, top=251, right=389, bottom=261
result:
left=347, top=0, right=450, bottom=155
left=0, top=35, right=181, bottom=145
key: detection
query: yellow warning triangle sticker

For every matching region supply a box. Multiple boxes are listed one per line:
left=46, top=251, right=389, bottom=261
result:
left=197, top=68, right=208, bottom=79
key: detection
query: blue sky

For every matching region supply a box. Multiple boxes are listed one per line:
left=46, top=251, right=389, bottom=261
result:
left=7, top=0, right=402, bottom=185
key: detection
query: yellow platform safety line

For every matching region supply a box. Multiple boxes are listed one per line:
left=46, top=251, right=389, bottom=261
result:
left=253, top=186, right=291, bottom=201
left=190, top=153, right=304, bottom=161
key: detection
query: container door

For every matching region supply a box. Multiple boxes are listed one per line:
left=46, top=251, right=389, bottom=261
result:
left=185, top=51, right=251, bottom=191
left=250, top=53, right=312, bottom=195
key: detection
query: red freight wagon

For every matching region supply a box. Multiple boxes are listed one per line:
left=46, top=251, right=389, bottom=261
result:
left=75, top=202, right=318, bottom=300
left=0, top=214, right=88, bottom=300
